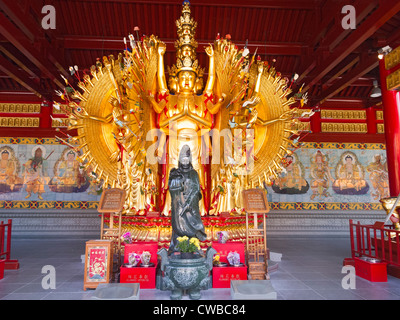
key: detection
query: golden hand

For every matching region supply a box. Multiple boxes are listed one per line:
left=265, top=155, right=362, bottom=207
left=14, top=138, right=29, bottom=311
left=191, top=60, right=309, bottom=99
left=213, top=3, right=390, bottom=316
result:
left=158, top=42, right=166, bottom=55
left=205, top=44, right=214, bottom=57
left=256, top=109, right=294, bottom=127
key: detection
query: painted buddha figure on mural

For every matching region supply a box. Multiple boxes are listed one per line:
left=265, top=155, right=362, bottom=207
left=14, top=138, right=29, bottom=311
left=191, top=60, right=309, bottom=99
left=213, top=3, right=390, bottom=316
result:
left=367, top=154, right=389, bottom=200
left=49, top=148, right=89, bottom=193
left=23, top=146, right=49, bottom=200
left=0, top=147, right=23, bottom=193
left=272, top=154, right=309, bottom=195
left=332, top=152, right=369, bottom=195
left=309, top=150, right=335, bottom=200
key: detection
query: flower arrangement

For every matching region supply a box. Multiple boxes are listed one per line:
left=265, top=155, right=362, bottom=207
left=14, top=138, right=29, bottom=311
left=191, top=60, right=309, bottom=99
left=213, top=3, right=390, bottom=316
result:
left=140, top=251, right=152, bottom=266
left=121, top=232, right=132, bottom=244
left=128, top=252, right=140, bottom=266
left=176, top=236, right=201, bottom=253
left=216, top=231, right=228, bottom=244
left=227, top=251, right=241, bottom=266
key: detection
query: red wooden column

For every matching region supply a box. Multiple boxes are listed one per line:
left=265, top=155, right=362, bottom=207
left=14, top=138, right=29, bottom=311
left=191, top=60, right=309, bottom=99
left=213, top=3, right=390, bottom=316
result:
left=379, top=58, right=400, bottom=197
left=310, top=109, right=321, bottom=134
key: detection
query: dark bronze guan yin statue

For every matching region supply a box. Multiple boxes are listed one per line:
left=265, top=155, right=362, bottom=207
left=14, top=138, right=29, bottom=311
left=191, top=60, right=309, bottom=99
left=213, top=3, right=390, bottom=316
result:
left=168, top=144, right=207, bottom=253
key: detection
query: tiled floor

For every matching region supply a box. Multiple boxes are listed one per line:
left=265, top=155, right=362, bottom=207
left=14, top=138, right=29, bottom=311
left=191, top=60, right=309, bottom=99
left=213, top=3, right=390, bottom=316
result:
left=1, top=236, right=400, bottom=300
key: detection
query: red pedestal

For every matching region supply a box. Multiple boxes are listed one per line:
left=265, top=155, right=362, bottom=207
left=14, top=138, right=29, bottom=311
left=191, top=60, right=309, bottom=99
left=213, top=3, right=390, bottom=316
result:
left=212, top=241, right=246, bottom=263
left=212, top=266, right=248, bottom=288
left=212, top=241, right=247, bottom=288
left=120, top=266, right=156, bottom=289
left=354, top=257, right=387, bottom=282
left=380, top=57, right=400, bottom=196
left=119, top=242, right=158, bottom=289
left=0, top=259, right=4, bottom=279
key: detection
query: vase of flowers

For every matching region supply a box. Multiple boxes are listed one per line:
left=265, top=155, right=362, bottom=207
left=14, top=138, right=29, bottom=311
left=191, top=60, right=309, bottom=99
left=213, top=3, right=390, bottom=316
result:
left=121, top=232, right=132, bottom=244
left=176, top=236, right=201, bottom=259
left=216, top=231, right=228, bottom=244
left=227, top=251, right=241, bottom=266
left=128, top=252, right=140, bottom=267
left=140, top=251, right=152, bottom=266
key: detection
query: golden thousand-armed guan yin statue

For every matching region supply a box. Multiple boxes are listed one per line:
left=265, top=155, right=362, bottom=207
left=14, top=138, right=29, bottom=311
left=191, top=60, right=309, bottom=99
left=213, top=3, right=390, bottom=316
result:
left=60, top=1, right=306, bottom=220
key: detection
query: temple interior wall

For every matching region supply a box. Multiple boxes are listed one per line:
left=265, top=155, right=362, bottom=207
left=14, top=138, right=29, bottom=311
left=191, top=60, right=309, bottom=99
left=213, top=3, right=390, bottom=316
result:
left=0, top=210, right=385, bottom=239
left=0, top=139, right=390, bottom=239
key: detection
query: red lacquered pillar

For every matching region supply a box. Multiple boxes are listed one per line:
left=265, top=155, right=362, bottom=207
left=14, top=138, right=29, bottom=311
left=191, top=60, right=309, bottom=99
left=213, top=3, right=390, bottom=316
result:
left=310, top=109, right=321, bottom=134
left=380, top=58, right=400, bottom=197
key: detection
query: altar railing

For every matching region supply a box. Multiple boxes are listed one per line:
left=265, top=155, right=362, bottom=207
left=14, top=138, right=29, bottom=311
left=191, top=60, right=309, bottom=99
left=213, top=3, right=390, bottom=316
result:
left=349, top=219, right=400, bottom=267
left=0, top=219, right=12, bottom=261
left=102, top=213, right=263, bottom=249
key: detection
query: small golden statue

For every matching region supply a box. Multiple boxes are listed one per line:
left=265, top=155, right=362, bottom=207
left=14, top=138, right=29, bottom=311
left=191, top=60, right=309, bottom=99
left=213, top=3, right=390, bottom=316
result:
left=60, top=1, right=305, bottom=217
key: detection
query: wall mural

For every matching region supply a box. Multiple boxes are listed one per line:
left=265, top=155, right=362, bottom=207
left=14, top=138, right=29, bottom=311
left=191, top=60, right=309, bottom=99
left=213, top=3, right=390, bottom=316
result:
left=0, top=138, right=102, bottom=210
left=266, top=142, right=389, bottom=210
left=0, top=138, right=390, bottom=211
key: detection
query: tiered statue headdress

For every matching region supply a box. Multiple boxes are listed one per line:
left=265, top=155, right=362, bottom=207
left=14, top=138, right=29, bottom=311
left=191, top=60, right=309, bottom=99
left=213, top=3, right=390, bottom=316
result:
left=169, top=1, right=203, bottom=77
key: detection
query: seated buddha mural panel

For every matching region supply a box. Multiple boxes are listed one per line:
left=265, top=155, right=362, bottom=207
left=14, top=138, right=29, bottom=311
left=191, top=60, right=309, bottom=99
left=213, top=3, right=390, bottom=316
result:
left=49, top=148, right=90, bottom=193
left=332, top=151, right=369, bottom=195
left=265, top=143, right=389, bottom=207
left=271, top=153, right=309, bottom=195
left=0, top=139, right=390, bottom=210
left=0, top=146, right=23, bottom=193
left=0, top=139, right=103, bottom=203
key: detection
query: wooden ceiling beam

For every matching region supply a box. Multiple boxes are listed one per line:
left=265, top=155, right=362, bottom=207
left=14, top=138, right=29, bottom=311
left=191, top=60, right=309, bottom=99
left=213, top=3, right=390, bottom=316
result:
left=316, top=54, right=379, bottom=105
left=0, top=0, right=68, bottom=83
left=307, top=0, right=345, bottom=49
left=299, top=0, right=379, bottom=84
left=323, top=55, right=360, bottom=87
left=375, top=27, right=400, bottom=47
left=64, top=0, right=322, bottom=10
left=0, top=1, right=37, bottom=42
left=0, top=55, right=45, bottom=98
left=0, top=11, right=64, bottom=90
left=325, top=0, right=378, bottom=52
left=63, top=36, right=304, bottom=56
left=302, top=0, right=400, bottom=92
left=63, top=35, right=304, bottom=55
left=0, top=44, right=40, bottom=81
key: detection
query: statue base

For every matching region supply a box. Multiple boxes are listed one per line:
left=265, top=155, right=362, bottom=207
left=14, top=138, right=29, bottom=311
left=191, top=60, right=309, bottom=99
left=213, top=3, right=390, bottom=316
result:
left=157, top=247, right=217, bottom=300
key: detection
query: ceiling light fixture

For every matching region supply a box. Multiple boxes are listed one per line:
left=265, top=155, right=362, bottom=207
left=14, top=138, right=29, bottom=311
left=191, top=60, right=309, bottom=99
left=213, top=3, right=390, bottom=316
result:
left=378, top=46, right=392, bottom=60
left=370, top=80, right=382, bottom=98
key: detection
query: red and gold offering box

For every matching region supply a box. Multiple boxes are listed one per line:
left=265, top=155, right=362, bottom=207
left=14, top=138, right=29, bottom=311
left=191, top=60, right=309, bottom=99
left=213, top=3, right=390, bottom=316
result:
left=120, top=242, right=158, bottom=289
left=212, top=241, right=247, bottom=288
left=354, top=257, right=387, bottom=282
